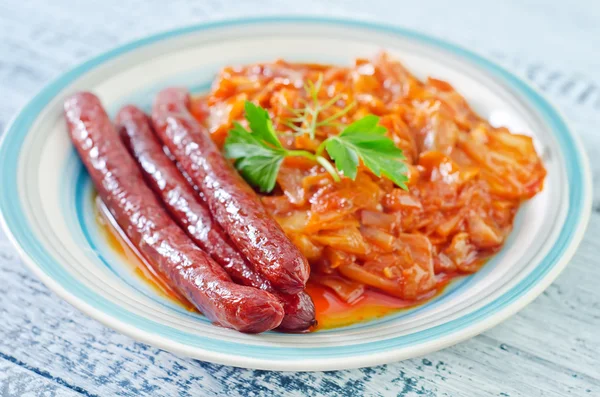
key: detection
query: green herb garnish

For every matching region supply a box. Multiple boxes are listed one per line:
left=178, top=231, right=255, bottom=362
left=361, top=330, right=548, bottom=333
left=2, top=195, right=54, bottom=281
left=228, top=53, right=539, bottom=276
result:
left=325, top=115, right=409, bottom=188
left=284, top=74, right=355, bottom=139
left=224, top=101, right=408, bottom=193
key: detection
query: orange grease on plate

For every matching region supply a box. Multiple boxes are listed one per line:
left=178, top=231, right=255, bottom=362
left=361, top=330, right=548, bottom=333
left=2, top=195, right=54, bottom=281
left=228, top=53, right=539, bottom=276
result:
left=306, top=274, right=454, bottom=329
left=93, top=196, right=196, bottom=312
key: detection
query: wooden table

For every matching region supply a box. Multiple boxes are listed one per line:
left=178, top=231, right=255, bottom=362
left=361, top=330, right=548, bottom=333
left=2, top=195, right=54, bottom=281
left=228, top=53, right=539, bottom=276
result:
left=1, top=1, right=598, bottom=395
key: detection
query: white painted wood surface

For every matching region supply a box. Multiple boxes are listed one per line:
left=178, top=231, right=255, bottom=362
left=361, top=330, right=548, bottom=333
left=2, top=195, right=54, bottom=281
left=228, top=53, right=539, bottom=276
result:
left=0, top=1, right=598, bottom=395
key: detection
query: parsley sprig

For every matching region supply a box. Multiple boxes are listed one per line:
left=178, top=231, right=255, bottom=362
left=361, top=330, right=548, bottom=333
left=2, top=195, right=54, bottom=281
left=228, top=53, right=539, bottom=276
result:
left=284, top=74, right=355, bottom=139
left=224, top=101, right=408, bottom=193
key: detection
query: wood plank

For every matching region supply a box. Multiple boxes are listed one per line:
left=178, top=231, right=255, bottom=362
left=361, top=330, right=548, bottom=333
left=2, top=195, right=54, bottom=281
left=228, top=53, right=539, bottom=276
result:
left=0, top=359, right=83, bottom=397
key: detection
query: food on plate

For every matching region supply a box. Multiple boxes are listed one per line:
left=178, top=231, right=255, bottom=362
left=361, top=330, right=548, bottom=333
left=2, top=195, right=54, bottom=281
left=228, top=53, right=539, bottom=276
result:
left=116, top=105, right=315, bottom=331
left=64, top=92, right=284, bottom=333
left=116, top=105, right=267, bottom=288
left=152, top=87, right=310, bottom=294
left=192, top=52, right=545, bottom=312
left=68, top=52, right=546, bottom=332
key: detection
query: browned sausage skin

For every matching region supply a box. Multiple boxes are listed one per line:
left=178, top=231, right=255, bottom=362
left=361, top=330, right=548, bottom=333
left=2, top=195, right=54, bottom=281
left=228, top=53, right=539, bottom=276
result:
left=151, top=88, right=310, bottom=294
left=277, top=291, right=317, bottom=331
left=116, top=105, right=268, bottom=290
left=65, top=92, right=284, bottom=333
left=116, top=105, right=316, bottom=331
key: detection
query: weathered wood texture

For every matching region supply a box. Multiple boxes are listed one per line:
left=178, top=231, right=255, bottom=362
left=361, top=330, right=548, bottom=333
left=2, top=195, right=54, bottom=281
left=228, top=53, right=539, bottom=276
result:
left=0, top=1, right=599, bottom=396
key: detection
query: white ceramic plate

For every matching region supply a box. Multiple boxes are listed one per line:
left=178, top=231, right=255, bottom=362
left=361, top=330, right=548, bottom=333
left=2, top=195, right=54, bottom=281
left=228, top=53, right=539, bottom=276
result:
left=0, top=17, right=591, bottom=371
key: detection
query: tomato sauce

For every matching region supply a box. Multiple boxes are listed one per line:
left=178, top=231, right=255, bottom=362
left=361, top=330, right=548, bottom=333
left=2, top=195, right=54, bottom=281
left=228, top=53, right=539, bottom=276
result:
left=308, top=282, right=426, bottom=330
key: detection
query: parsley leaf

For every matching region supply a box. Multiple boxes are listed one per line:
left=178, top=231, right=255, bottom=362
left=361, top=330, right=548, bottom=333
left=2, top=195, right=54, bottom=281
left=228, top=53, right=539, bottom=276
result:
left=325, top=115, right=409, bottom=190
left=224, top=121, right=286, bottom=192
left=338, top=114, right=387, bottom=136
left=234, top=155, right=286, bottom=193
left=224, top=101, right=408, bottom=193
left=324, top=138, right=359, bottom=180
left=243, top=101, right=282, bottom=148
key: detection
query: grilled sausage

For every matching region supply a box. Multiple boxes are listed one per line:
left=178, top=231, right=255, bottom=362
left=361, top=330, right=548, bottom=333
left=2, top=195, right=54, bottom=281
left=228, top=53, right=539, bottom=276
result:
left=151, top=87, right=310, bottom=294
left=65, top=92, right=284, bottom=333
left=116, top=105, right=316, bottom=331
left=116, top=105, right=269, bottom=290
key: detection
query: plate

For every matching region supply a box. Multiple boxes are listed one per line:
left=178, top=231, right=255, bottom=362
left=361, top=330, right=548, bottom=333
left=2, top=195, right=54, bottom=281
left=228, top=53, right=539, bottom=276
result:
left=0, top=17, right=591, bottom=371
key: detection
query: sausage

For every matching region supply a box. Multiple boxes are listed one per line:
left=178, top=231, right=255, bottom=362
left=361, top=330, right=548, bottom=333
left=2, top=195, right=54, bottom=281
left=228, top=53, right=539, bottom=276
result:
left=116, top=105, right=269, bottom=290
left=116, top=105, right=316, bottom=331
left=151, top=87, right=310, bottom=294
left=276, top=291, right=317, bottom=332
left=64, top=92, right=284, bottom=333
